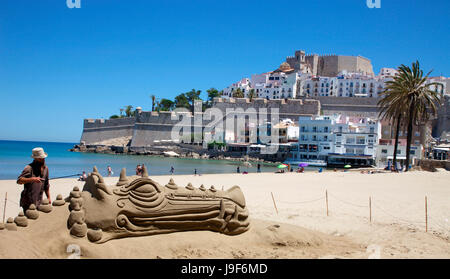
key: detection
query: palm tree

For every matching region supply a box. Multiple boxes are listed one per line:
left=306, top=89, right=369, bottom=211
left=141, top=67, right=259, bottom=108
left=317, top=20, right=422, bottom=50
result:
left=124, top=105, right=134, bottom=117
left=150, top=95, right=156, bottom=111
left=379, top=61, right=443, bottom=171
left=378, top=88, right=408, bottom=171
left=248, top=89, right=256, bottom=101
left=232, top=88, right=244, bottom=98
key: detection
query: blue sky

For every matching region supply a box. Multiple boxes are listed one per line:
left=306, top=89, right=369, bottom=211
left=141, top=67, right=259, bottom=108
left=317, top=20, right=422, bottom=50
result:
left=1, top=0, right=449, bottom=142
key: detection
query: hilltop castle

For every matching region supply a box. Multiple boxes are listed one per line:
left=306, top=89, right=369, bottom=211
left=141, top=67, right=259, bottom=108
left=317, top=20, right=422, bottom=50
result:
left=285, top=50, right=374, bottom=76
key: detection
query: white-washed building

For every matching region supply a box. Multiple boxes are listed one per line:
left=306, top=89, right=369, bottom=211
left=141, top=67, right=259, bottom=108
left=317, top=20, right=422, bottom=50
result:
left=286, top=115, right=381, bottom=167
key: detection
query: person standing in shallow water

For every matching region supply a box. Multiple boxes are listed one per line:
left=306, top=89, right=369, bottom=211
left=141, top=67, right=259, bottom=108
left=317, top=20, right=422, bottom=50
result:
left=107, top=166, right=113, bottom=177
left=170, top=166, right=174, bottom=175
left=17, top=147, right=51, bottom=212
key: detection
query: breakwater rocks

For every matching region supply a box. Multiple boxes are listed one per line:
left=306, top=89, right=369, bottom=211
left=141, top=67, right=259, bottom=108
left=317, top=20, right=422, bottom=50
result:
left=70, top=143, right=284, bottom=164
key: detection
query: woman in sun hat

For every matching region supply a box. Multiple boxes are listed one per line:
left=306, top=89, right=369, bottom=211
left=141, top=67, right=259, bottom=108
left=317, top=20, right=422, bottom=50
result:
left=16, top=147, right=51, bottom=212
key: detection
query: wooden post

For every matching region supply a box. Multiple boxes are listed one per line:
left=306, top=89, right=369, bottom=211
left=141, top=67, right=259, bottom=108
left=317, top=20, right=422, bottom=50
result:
left=369, top=196, right=372, bottom=223
left=2, top=192, right=7, bottom=223
left=326, top=190, right=329, bottom=216
left=271, top=192, right=278, bottom=215
left=425, top=196, right=428, bottom=232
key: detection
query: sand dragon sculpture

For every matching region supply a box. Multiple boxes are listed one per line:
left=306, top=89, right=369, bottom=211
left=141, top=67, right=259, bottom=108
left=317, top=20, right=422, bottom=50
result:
left=67, top=166, right=250, bottom=243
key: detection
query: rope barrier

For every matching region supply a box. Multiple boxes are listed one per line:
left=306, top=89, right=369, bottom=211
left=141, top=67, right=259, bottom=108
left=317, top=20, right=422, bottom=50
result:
left=276, top=196, right=325, bottom=205
left=372, top=203, right=425, bottom=225
left=327, top=192, right=368, bottom=208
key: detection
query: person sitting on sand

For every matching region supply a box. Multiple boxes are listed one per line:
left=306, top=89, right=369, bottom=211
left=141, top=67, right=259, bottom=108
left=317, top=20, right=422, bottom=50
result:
left=17, top=147, right=52, bottom=212
left=78, top=171, right=87, bottom=181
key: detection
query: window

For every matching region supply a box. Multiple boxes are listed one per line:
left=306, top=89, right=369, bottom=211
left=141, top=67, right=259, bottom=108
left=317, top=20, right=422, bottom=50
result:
left=382, top=149, right=388, bottom=154
left=415, top=131, right=420, bottom=137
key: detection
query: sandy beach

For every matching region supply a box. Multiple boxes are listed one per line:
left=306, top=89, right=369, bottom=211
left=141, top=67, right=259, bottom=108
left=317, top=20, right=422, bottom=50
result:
left=0, top=169, right=449, bottom=259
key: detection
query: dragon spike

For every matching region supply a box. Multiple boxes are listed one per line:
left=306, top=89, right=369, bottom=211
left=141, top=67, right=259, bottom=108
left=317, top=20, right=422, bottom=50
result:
left=165, top=178, right=178, bottom=190
left=142, top=165, right=149, bottom=178
left=93, top=166, right=99, bottom=173
left=199, top=184, right=206, bottom=191
left=119, top=168, right=127, bottom=180
left=116, top=168, right=129, bottom=186
left=97, top=173, right=105, bottom=183
left=186, top=183, right=194, bottom=190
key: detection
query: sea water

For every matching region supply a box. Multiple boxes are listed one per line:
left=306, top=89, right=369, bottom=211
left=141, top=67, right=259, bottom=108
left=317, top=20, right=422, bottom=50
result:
left=0, top=140, right=278, bottom=180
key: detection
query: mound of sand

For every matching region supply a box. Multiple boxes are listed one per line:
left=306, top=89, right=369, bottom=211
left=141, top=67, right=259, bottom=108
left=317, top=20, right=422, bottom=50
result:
left=0, top=204, right=365, bottom=259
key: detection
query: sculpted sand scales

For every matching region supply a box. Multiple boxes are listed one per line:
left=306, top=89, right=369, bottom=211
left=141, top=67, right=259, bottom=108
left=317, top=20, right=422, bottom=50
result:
left=67, top=166, right=250, bottom=243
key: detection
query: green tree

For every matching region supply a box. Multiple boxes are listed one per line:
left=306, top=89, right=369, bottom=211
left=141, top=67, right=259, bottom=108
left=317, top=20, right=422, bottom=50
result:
left=110, top=115, right=120, bottom=119
left=206, top=88, right=220, bottom=108
left=159, top=98, right=175, bottom=111
left=232, top=88, right=244, bottom=98
left=379, top=61, right=443, bottom=171
left=378, top=91, right=408, bottom=171
left=248, top=89, right=256, bottom=101
left=186, top=89, right=202, bottom=111
left=174, top=93, right=190, bottom=109
left=124, top=105, right=135, bottom=117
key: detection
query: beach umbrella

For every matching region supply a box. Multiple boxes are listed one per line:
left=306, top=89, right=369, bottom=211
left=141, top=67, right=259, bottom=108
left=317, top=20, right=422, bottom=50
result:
left=277, top=164, right=288, bottom=169
left=344, top=164, right=352, bottom=169
left=299, top=163, right=309, bottom=167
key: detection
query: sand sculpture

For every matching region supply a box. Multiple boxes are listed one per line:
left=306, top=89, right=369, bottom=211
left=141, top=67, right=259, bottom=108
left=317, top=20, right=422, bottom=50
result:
left=25, top=204, right=39, bottom=219
left=14, top=212, right=28, bottom=227
left=67, top=166, right=250, bottom=243
left=53, top=195, right=66, bottom=206
left=5, top=218, right=17, bottom=231
left=38, top=199, right=52, bottom=213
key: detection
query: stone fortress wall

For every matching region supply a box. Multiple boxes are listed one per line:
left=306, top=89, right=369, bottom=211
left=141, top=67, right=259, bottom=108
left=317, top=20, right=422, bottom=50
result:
left=79, top=95, right=449, bottom=149
left=80, top=98, right=321, bottom=148
left=80, top=117, right=136, bottom=144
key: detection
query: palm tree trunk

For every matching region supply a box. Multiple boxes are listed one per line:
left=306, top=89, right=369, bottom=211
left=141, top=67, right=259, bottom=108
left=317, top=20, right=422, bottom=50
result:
left=405, top=103, right=415, bottom=172
left=392, top=114, right=401, bottom=171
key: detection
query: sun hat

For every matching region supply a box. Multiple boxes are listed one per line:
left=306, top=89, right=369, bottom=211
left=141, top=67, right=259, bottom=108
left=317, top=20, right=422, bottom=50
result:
left=31, top=147, right=48, bottom=159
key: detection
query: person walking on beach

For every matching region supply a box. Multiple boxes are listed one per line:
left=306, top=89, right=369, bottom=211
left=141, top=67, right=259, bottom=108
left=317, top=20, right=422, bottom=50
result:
left=257, top=163, right=261, bottom=173
left=170, top=166, right=174, bottom=175
left=17, top=147, right=51, bottom=212
left=107, top=166, right=113, bottom=177
left=136, top=164, right=142, bottom=175
left=194, top=169, right=197, bottom=176
left=237, top=166, right=240, bottom=174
